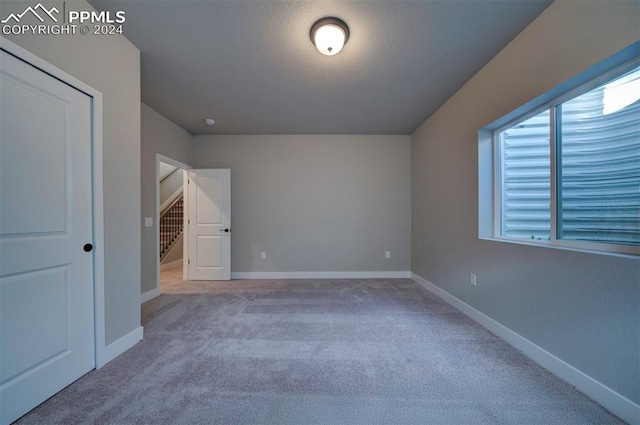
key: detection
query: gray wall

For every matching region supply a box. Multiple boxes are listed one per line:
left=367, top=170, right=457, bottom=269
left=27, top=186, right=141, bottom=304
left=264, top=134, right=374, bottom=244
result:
left=5, top=0, right=141, bottom=344
left=159, top=169, right=183, bottom=207
left=141, top=103, right=192, bottom=294
left=411, top=0, right=640, bottom=403
left=193, top=135, right=411, bottom=273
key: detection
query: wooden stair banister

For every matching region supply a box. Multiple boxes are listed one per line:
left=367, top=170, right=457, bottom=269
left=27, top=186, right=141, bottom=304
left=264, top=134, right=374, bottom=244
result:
left=160, top=193, right=183, bottom=261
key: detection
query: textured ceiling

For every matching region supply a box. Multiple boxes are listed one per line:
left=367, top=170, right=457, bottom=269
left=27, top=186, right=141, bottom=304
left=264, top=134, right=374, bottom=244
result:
left=89, top=0, right=551, bottom=135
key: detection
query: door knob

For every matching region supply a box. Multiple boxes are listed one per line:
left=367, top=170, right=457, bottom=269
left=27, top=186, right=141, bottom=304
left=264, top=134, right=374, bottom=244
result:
left=83, top=243, right=93, bottom=252
left=220, top=228, right=230, bottom=233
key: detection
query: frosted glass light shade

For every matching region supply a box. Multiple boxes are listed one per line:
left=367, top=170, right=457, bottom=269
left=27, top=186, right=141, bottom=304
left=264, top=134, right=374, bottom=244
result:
left=310, top=18, right=349, bottom=56
left=314, top=24, right=345, bottom=56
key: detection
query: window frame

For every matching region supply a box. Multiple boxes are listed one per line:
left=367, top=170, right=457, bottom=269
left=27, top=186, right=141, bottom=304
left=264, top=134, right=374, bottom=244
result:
left=484, top=55, right=640, bottom=257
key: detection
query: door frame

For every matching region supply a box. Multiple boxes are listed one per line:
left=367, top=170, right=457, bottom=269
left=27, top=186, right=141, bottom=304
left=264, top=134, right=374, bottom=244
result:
left=0, top=38, right=108, bottom=368
left=155, top=154, right=191, bottom=294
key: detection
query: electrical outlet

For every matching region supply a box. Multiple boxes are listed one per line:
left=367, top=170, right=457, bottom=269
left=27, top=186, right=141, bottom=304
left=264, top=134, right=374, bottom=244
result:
left=385, top=251, right=391, bottom=259
left=261, top=251, right=266, bottom=259
left=144, top=217, right=153, bottom=227
left=470, top=273, right=477, bottom=287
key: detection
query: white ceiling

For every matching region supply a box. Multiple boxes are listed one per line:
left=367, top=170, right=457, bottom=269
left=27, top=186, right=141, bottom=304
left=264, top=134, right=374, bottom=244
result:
left=89, top=0, right=551, bottom=135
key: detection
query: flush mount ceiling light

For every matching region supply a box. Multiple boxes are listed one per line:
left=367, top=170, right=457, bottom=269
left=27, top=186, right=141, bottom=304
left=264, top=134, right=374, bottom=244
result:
left=204, top=118, right=215, bottom=126
left=310, top=17, right=349, bottom=56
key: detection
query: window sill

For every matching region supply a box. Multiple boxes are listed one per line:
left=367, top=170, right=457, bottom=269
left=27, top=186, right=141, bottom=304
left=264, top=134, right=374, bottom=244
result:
left=479, top=236, right=639, bottom=259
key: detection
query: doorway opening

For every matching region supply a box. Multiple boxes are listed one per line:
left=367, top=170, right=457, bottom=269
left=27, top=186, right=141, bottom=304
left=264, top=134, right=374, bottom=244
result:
left=156, top=154, right=190, bottom=293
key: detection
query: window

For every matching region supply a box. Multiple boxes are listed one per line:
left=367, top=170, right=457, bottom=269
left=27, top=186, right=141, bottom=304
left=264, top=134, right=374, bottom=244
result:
left=498, top=109, right=551, bottom=240
left=481, top=52, right=640, bottom=256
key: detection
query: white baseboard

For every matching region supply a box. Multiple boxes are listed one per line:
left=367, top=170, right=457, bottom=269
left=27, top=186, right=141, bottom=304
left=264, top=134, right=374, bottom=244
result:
left=140, top=287, right=160, bottom=304
left=101, top=326, right=143, bottom=367
left=231, top=271, right=411, bottom=279
left=411, top=272, right=640, bottom=425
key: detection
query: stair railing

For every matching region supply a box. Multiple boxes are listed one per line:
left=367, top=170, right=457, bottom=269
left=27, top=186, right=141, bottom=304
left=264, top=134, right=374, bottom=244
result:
left=160, top=193, right=183, bottom=261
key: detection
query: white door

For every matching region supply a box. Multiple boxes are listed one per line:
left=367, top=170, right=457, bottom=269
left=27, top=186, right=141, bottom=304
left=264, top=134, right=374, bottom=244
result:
left=0, top=50, right=95, bottom=424
left=187, top=169, right=231, bottom=280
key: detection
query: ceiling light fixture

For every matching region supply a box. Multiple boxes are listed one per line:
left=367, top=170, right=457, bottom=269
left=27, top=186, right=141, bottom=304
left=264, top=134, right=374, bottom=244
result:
left=204, top=118, right=215, bottom=126
left=310, top=17, right=349, bottom=56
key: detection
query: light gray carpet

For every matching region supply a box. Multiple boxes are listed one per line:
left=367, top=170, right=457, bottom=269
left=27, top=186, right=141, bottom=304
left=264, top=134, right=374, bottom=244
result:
left=16, top=278, right=625, bottom=424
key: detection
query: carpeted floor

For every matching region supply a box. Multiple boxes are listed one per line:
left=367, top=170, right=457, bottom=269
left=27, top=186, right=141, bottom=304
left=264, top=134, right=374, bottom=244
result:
left=16, top=263, right=625, bottom=424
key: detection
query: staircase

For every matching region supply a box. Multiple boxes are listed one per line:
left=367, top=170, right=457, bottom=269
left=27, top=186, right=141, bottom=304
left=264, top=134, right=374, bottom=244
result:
left=160, top=194, right=183, bottom=262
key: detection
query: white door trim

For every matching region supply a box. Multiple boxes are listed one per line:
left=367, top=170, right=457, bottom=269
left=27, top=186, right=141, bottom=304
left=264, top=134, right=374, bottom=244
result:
left=0, top=37, right=108, bottom=368
left=155, top=154, right=192, bottom=299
